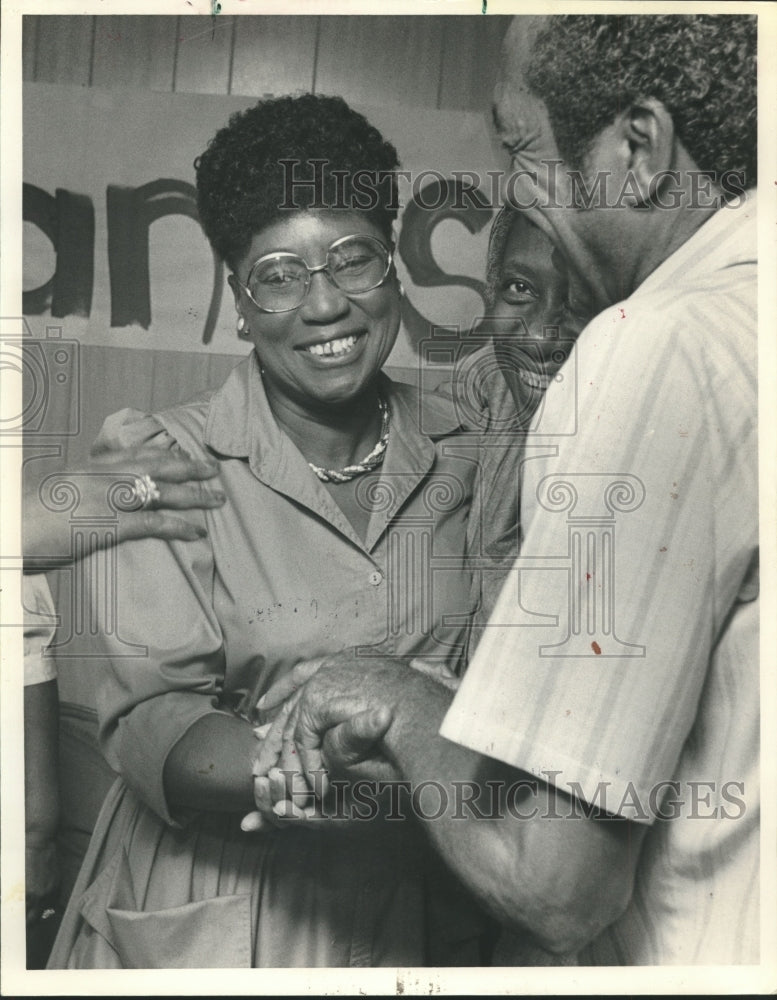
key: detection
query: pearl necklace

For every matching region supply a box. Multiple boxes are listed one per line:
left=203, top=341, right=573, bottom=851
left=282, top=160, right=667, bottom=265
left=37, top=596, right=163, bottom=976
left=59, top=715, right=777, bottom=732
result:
left=308, top=397, right=390, bottom=483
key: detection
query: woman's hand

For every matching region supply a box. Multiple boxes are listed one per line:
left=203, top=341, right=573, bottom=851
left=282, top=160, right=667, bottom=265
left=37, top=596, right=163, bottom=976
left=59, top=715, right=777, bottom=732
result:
left=242, top=703, right=395, bottom=833
left=242, top=656, right=328, bottom=833
left=242, top=691, right=316, bottom=832
left=24, top=446, right=226, bottom=565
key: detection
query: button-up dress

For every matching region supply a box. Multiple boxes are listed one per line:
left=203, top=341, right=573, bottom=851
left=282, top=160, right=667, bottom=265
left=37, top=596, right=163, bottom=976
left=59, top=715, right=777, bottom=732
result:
left=48, top=354, right=491, bottom=968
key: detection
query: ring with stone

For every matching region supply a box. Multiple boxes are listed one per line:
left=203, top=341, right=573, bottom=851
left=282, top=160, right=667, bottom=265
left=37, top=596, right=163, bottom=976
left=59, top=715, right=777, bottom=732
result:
left=131, top=473, right=161, bottom=510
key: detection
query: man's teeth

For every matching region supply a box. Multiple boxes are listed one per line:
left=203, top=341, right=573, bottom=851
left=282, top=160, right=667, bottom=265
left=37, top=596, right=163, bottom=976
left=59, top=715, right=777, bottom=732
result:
left=306, top=335, right=358, bottom=358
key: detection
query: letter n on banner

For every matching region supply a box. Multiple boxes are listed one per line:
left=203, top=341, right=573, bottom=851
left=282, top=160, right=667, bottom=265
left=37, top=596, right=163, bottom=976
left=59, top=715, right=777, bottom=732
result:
left=107, top=179, right=224, bottom=342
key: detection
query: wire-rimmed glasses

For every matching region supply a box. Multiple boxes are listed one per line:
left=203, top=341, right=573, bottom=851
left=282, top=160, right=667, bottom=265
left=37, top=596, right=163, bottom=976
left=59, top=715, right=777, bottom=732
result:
left=235, top=234, right=393, bottom=313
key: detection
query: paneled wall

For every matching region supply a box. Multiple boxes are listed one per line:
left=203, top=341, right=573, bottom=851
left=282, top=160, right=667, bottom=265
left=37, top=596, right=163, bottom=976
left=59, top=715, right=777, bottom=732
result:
left=23, top=14, right=508, bottom=111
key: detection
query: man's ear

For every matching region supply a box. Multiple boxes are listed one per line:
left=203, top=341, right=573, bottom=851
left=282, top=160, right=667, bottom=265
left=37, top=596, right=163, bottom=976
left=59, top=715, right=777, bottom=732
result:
left=618, top=97, right=676, bottom=204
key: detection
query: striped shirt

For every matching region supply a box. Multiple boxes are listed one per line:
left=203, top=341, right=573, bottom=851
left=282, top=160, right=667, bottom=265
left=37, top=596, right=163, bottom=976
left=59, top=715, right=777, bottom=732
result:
left=441, top=195, right=759, bottom=964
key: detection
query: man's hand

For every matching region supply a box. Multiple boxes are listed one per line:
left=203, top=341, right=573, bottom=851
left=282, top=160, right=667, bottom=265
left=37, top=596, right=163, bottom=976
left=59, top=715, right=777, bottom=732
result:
left=321, top=705, right=395, bottom=777
left=241, top=650, right=461, bottom=833
left=256, top=650, right=406, bottom=790
left=292, top=652, right=410, bottom=791
left=302, top=654, right=458, bottom=785
left=255, top=657, right=325, bottom=715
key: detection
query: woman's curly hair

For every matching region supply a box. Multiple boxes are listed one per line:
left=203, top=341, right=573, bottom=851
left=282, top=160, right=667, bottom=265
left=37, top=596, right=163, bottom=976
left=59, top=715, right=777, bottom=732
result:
left=525, top=15, right=757, bottom=186
left=195, top=94, right=400, bottom=269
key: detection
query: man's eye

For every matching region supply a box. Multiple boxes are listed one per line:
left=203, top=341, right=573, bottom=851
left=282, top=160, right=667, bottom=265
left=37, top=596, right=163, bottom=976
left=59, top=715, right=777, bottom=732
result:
left=501, top=280, right=538, bottom=305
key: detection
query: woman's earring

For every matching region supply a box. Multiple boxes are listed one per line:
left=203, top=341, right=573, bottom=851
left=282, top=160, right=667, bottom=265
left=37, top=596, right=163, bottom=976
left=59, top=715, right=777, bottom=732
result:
left=237, top=315, right=248, bottom=336
left=398, top=280, right=405, bottom=297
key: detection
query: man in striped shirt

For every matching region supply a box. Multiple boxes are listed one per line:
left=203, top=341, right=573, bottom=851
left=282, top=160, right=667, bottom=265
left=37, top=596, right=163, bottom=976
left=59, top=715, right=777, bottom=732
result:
left=286, top=14, right=759, bottom=965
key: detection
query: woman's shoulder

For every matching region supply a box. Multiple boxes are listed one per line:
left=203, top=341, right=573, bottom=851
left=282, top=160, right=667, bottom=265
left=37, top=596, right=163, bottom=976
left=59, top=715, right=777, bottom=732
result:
left=92, top=392, right=216, bottom=462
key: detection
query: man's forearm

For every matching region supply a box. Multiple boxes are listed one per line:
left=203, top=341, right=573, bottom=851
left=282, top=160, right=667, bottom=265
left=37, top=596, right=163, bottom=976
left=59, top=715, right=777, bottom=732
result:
left=374, top=670, right=538, bottom=937
left=366, top=665, right=642, bottom=954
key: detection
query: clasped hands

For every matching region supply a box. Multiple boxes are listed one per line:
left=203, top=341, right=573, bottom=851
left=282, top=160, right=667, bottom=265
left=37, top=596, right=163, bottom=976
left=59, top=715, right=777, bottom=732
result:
left=241, top=651, right=459, bottom=833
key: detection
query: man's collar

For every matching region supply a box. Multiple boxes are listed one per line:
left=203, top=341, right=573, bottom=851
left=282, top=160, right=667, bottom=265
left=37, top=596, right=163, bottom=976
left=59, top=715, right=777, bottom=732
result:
left=634, top=190, right=757, bottom=299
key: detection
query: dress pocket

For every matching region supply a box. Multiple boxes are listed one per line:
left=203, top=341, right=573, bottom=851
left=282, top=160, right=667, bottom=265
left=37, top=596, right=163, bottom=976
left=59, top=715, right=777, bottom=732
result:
left=78, top=846, right=253, bottom=968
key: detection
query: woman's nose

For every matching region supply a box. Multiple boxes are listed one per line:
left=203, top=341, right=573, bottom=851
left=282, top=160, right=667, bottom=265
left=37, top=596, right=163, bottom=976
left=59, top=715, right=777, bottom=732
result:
left=299, top=271, right=349, bottom=321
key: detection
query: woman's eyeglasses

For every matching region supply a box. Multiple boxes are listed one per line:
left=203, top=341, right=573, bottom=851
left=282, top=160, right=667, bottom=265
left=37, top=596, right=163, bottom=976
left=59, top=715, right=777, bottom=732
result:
left=236, top=234, right=393, bottom=313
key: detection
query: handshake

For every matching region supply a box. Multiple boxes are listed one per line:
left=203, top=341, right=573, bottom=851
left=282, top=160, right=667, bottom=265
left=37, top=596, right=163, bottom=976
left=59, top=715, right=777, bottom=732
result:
left=239, top=652, right=460, bottom=833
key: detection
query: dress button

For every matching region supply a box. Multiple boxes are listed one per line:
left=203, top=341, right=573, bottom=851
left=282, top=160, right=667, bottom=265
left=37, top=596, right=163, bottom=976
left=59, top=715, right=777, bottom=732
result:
left=368, top=570, right=383, bottom=586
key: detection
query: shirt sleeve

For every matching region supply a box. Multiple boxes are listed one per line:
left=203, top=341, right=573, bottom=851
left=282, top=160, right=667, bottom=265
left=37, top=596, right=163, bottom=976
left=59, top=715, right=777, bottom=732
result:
left=441, top=302, right=756, bottom=823
left=432, top=346, right=526, bottom=652
left=23, top=573, right=58, bottom=685
left=430, top=343, right=504, bottom=432
left=88, top=408, right=228, bottom=826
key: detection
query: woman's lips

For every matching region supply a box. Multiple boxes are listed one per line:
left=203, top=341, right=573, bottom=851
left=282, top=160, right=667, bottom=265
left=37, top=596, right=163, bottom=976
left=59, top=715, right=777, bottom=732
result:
left=296, top=330, right=368, bottom=365
left=304, top=334, right=358, bottom=358
left=297, top=330, right=367, bottom=358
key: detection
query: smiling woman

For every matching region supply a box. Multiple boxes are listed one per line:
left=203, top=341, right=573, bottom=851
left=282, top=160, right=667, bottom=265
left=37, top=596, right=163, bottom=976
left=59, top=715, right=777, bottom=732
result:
left=231, top=214, right=400, bottom=417
left=47, top=93, right=491, bottom=970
